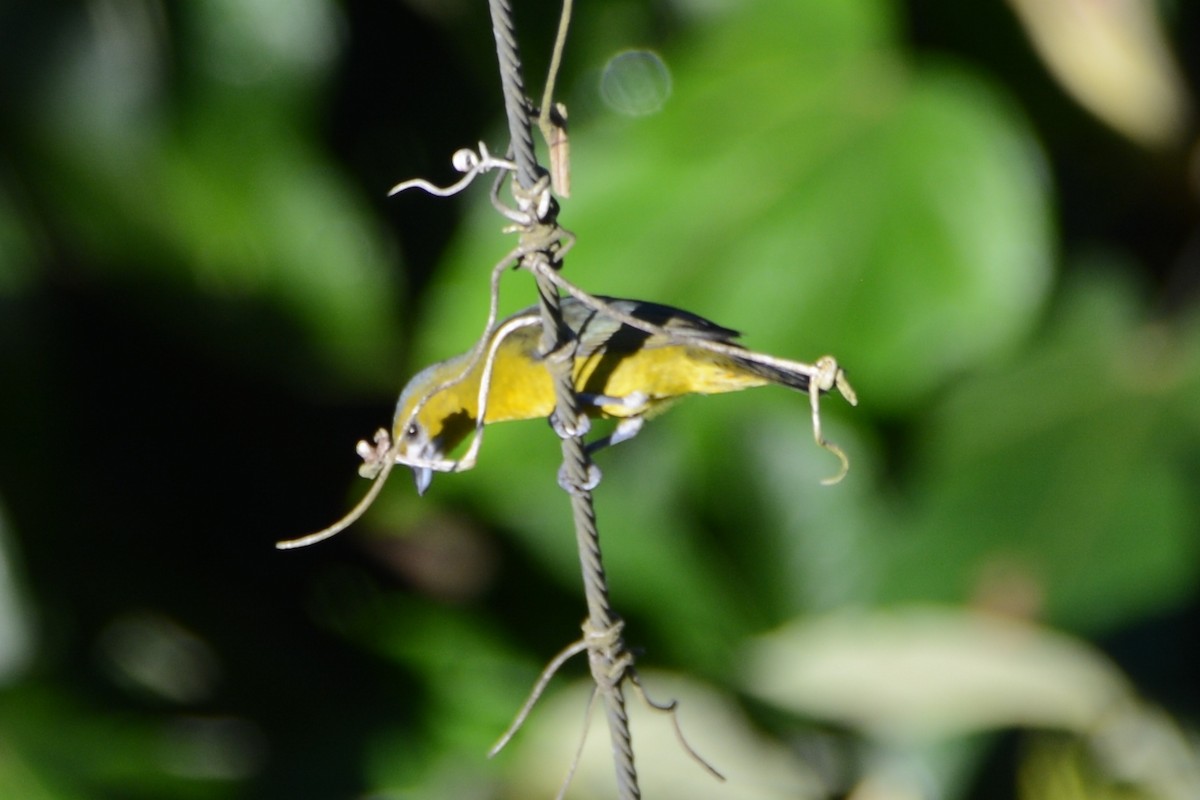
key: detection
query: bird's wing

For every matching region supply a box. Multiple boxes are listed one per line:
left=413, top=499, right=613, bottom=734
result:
left=556, top=296, right=743, bottom=359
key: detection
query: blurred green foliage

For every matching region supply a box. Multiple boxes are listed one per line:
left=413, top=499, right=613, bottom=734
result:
left=0, top=1, right=1198, bottom=799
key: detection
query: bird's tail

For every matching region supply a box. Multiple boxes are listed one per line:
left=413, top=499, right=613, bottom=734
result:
left=728, top=350, right=857, bottom=407
left=730, top=350, right=818, bottom=393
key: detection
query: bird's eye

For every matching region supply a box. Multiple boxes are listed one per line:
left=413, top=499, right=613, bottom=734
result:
left=405, top=423, right=419, bottom=439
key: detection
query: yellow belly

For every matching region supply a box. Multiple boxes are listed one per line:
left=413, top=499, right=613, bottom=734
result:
left=482, top=343, right=767, bottom=423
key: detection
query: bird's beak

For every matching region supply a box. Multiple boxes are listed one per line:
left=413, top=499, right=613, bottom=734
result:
left=413, top=465, right=433, bottom=496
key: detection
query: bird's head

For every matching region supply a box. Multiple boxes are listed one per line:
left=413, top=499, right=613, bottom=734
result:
left=391, top=356, right=478, bottom=495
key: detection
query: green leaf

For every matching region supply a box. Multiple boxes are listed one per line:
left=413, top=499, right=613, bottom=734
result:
left=741, top=608, right=1131, bottom=739
left=879, top=271, right=1200, bottom=632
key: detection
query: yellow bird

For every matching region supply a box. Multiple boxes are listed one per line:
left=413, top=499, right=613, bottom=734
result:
left=390, top=296, right=856, bottom=494
left=276, top=295, right=856, bottom=549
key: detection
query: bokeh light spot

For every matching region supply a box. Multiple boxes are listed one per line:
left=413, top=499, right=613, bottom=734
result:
left=600, top=50, right=672, bottom=116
